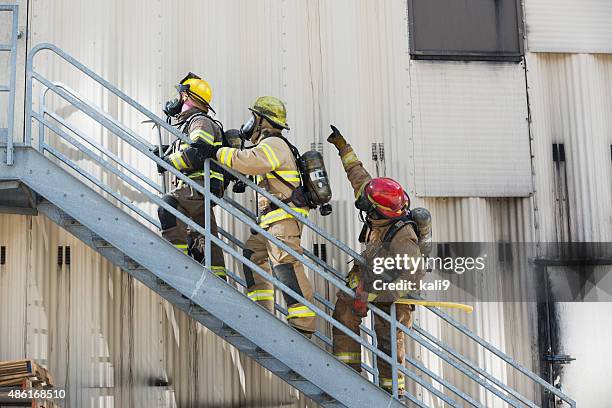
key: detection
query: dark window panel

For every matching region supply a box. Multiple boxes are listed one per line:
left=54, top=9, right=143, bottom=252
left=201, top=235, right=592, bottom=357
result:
left=408, top=0, right=524, bottom=61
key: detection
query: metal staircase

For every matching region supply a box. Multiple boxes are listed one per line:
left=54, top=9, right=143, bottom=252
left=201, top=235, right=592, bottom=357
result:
left=0, top=40, right=577, bottom=407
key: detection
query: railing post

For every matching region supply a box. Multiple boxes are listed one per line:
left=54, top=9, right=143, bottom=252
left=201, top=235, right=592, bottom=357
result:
left=204, top=159, right=212, bottom=272
left=3, top=5, right=19, bottom=165
left=390, top=303, right=399, bottom=398
left=371, top=313, right=380, bottom=387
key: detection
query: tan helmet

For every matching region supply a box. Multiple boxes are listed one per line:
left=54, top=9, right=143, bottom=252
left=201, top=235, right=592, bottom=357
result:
left=249, top=96, right=289, bottom=130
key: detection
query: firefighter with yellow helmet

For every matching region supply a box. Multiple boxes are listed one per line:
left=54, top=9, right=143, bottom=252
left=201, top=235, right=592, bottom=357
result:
left=154, top=72, right=226, bottom=279
left=198, top=96, right=316, bottom=336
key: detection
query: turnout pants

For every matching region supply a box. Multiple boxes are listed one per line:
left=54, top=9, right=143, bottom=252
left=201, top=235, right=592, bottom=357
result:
left=332, top=291, right=413, bottom=394
left=158, top=181, right=226, bottom=279
left=242, top=219, right=316, bottom=334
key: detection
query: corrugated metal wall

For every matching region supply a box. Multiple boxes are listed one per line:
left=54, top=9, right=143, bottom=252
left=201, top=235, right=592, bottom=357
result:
left=524, top=0, right=612, bottom=53
left=526, top=53, right=612, bottom=242
left=3, top=0, right=611, bottom=406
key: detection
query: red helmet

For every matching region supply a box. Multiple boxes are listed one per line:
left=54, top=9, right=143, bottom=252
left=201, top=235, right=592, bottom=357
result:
left=356, top=177, right=410, bottom=218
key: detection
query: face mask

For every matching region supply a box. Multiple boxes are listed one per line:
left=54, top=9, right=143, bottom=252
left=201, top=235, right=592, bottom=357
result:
left=239, top=115, right=257, bottom=141
left=163, top=93, right=183, bottom=117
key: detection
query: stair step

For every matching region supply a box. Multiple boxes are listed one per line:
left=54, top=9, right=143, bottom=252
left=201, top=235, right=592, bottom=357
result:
left=286, top=372, right=325, bottom=396
left=91, top=234, right=113, bottom=248
left=60, top=213, right=80, bottom=227
left=125, top=257, right=143, bottom=270
left=252, top=348, right=291, bottom=374
left=221, top=327, right=258, bottom=351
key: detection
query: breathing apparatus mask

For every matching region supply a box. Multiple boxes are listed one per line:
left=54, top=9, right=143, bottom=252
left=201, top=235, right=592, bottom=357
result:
left=162, top=72, right=202, bottom=119
left=239, top=114, right=258, bottom=142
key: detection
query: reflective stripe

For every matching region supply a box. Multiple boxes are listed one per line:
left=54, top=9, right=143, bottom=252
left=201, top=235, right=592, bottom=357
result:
left=211, top=266, right=226, bottom=277
left=258, top=143, right=281, bottom=170
left=287, top=305, right=316, bottom=319
left=380, top=377, right=406, bottom=390
left=259, top=207, right=309, bottom=227
left=255, top=170, right=301, bottom=184
left=334, top=352, right=361, bottom=364
left=174, top=244, right=189, bottom=255
left=218, top=147, right=235, bottom=167
left=187, top=170, right=224, bottom=181
left=190, top=129, right=221, bottom=145
left=210, top=170, right=224, bottom=181
left=169, top=152, right=188, bottom=171
left=341, top=151, right=358, bottom=166
left=247, top=289, right=275, bottom=301
left=347, top=272, right=359, bottom=289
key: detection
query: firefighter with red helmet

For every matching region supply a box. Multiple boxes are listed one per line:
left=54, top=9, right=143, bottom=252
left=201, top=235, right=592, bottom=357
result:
left=327, top=125, right=425, bottom=396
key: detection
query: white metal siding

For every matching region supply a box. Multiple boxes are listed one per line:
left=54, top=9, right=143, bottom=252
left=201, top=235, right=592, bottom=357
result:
left=524, top=0, right=612, bottom=53
left=411, top=60, right=532, bottom=197
left=526, top=53, right=612, bottom=242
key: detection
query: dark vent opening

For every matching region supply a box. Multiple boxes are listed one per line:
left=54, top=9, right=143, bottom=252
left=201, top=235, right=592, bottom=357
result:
left=57, top=246, right=63, bottom=266
left=65, top=246, right=71, bottom=265
left=1, top=246, right=6, bottom=265
left=320, top=243, right=328, bottom=263
left=552, top=143, right=566, bottom=162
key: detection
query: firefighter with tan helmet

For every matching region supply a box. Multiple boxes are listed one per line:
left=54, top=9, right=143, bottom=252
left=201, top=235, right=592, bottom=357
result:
left=154, top=73, right=227, bottom=279
left=326, top=125, right=430, bottom=396
left=198, top=96, right=316, bottom=337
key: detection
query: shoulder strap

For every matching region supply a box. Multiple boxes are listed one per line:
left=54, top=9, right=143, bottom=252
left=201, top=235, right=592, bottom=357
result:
left=270, top=171, right=300, bottom=190
left=383, top=215, right=419, bottom=244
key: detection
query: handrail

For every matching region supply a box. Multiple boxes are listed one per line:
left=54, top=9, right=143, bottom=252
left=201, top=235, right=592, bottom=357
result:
left=25, top=42, right=577, bottom=408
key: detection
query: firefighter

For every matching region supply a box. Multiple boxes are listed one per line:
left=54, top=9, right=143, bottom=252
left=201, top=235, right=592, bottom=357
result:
left=198, top=96, right=316, bottom=336
left=326, top=125, right=424, bottom=396
left=155, top=73, right=226, bottom=280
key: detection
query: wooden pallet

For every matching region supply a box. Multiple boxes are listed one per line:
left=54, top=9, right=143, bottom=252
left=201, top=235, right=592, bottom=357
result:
left=0, top=360, right=54, bottom=387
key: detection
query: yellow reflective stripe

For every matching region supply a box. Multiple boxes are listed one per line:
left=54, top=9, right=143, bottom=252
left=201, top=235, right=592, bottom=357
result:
left=256, top=174, right=300, bottom=184
left=258, top=170, right=301, bottom=183
left=258, top=143, right=280, bottom=170
left=380, top=377, right=406, bottom=389
left=259, top=207, right=309, bottom=227
left=218, top=147, right=234, bottom=167
left=174, top=244, right=189, bottom=255
left=169, top=153, right=187, bottom=171
left=210, top=170, right=224, bottom=181
left=211, top=266, right=226, bottom=277
left=348, top=273, right=360, bottom=289
left=287, top=305, right=316, bottom=319
left=334, top=352, right=361, bottom=363
left=341, top=151, right=358, bottom=166
left=247, top=289, right=275, bottom=301
left=190, top=129, right=215, bottom=144
left=187, top=170, right=224, bottom=181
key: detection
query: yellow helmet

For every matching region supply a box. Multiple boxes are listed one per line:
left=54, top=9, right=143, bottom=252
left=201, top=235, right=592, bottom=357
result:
left=178, top=72, right=213, bottom=106
left=249, top=96, right=289, bottom=130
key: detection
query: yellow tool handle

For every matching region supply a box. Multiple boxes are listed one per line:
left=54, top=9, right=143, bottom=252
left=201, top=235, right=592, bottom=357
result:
left=394, top=299, right=474, bottom=314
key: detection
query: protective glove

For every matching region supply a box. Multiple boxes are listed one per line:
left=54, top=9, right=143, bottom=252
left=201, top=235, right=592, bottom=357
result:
left=192, top=139, right=221, bottom=161
left=352, top=283, right=369, bottom=317
left=157, top=157, right=170, bottom=174
left=327, top=125, right=347, bottom=150
left=151, top=144, right=170, bottom=157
